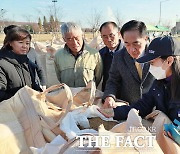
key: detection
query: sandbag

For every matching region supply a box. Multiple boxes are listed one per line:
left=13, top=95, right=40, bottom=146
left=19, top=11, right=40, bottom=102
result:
left=0, top=83, right=75, bottom=153
left=28, top=82, right=98, bottom=142
left=95, top=109, right=163, bottom=154
left=25, top=84, right=74, bottom=141
left=59, top=134, right=96, bottom=154
left=88, top=117, right=118, bottom=131
left=44, top=84, right=73, bottom=112
left=73, top=81, right=96, bottom=107
left=45, top=53, right=60, bottom=88
left=0, top=102, right=31, bottom=154
left=45, top=81, right=96, bottom=109
left=57, top=109, right=163, bottom=154
left=13, top=87, right=47, bottom=147
left=0, top=86, right=48, bottom=154
left=30, top=135, right=67, bottom=154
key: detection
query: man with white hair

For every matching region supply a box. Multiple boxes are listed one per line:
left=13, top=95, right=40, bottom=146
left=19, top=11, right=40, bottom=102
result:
left=54, top=22, right=103, bottom=87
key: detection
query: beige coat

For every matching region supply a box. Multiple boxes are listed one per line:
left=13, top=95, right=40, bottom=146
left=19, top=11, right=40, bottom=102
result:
left=54, top=44, right=103, bottom=87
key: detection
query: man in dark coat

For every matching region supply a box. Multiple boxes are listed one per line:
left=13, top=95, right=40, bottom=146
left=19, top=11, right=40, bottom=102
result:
left=103, top=20, right=154, bottom=108
left=99, top=22, right=124, bottom=92
left=103, top=36, right=180, bottom=123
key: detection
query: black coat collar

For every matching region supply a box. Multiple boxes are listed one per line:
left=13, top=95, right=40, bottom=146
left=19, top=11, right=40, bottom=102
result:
left=0, top=49, right=29, bottom=65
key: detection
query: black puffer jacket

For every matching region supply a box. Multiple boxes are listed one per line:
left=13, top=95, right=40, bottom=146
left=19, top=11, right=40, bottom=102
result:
left=0, top=49, right=42, bottom=102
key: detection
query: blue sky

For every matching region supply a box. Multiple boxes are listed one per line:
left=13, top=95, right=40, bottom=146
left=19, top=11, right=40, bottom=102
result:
left=1, top=0, right=180, bottom=27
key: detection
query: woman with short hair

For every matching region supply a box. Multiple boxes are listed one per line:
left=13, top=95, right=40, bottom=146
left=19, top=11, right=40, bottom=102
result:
left=0, top=27, right=42, bottom=102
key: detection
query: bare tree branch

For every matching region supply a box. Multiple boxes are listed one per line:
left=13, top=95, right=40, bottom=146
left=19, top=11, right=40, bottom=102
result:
left=87, top=9, right=102, bottom=38
left=46, top=4, right=64, bottom=23
left=114, top=9, right=123, bottom=28
left=0, top=9, right=7, bottom=21
left=161, top=20, right=172, bottom=29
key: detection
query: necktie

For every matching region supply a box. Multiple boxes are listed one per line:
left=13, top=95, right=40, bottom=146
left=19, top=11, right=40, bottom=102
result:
left=135, top=62, right=142, bottom=80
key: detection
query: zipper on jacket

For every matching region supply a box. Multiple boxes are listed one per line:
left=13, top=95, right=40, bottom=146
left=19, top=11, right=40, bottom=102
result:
left=20, top=64, right=28, bottom=86
left=14, top=65, right=26, bottom=87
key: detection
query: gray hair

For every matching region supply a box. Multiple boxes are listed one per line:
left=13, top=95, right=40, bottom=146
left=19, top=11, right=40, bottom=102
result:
left=61, top=22, right=82, bottom=38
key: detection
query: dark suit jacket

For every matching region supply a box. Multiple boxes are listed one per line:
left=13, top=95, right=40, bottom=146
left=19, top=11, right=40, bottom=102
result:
left=99, top=40, right=124, bottom=91
left=103, top=48, right=154, bottom=104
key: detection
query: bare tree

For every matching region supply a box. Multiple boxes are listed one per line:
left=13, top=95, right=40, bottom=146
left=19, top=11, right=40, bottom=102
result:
left=114, top=9, right=123, bottom=29
left=0, top=9, right=7, bottom=32
left=47, top=4, right=63, bottom=25
left=38, top=17, right=43, bottom=33
left=148, top=21, right=157, bottom=26
left=161, top=20, right=172, bottom=29
left=22, top=14, right=38, bottom=34
left=0, top=9, right=7, bottom=20
left=87, top=9, right=102, bottom=38
left=22, top=14, right=36, bottom=23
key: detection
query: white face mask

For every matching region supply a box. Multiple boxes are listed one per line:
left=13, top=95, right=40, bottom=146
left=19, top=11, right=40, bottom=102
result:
left=149, top=64, right=166, bottom=80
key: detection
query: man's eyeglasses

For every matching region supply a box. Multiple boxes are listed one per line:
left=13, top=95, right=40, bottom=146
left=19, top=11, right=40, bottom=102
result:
left=101, top=32, right=118, bottom=40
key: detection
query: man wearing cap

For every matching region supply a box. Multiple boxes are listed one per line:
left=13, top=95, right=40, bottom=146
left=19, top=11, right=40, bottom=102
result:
left=99, top=36, right=180, bottom=124
left=99, top=21, right=124, bottom=92
left=102, top=20, right=154, bottom=108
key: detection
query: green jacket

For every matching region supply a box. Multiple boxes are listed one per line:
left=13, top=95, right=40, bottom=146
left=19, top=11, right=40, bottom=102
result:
left=54, top=44, right=103, bottom=87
